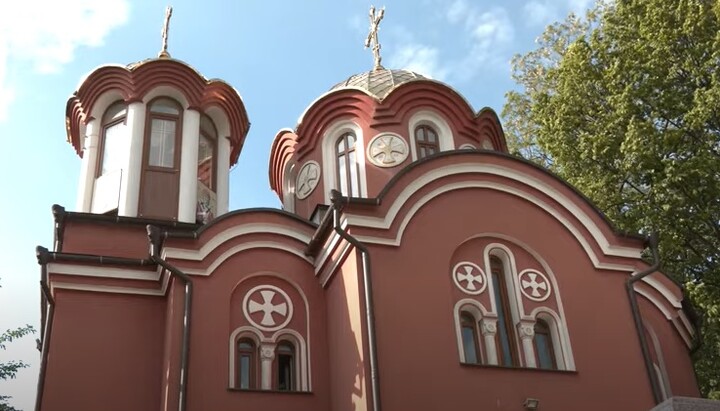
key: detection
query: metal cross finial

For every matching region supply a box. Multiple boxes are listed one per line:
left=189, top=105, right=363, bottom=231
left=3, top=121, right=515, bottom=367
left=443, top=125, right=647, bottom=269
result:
left=365, top=5, right=385, bottom=71
left=158, top=6, right=173, bottom=58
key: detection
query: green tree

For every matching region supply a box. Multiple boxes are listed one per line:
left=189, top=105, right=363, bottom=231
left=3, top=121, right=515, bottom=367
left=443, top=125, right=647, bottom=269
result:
left=503, top=0, right=720, bottom=398
left=0, top=279, right=35, bottom=411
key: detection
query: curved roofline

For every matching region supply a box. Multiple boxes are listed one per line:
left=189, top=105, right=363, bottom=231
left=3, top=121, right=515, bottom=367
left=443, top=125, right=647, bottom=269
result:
left=66, top=57, right=250, bottom=164
left=369, top=150, right=644, bottom=242
left=196, top=207, right=316, bottom=237
left=296, top=76, right=480, bottom=130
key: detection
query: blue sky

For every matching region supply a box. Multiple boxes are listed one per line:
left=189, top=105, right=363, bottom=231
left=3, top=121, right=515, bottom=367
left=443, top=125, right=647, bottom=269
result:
left=0, top=0, right=592, bottom=408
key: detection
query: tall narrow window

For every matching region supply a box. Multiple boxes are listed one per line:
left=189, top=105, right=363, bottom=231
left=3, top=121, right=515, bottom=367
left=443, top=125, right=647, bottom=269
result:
left=237, top=339, right=256, bottom=389
left=198, top=115, right=217, bottom=191
left=139, top=98, right=182, bottom=219
left=460, top=313, right=480, bottom=364
left=533, top=319, right=556, bottom=370
left=197, top=115, right=217, bottom=224
left=491, top=257, right=518, bottom=367
left=98, top=101, right=128, bottom=176
left=336, top=132, right=360, bottom=196
left=276, top=342, right=295, bottom=391
left=414, top=125, right=440, bottom=159
left=148, top=98, right=180, bottom=168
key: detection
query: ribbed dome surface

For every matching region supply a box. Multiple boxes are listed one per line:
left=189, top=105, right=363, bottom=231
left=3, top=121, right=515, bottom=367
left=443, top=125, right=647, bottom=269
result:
left=331, top=68, right=425, bottom=100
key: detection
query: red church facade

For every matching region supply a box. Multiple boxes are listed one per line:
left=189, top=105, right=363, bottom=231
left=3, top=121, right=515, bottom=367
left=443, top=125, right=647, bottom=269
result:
left=34, top=49, right=704, bottom=411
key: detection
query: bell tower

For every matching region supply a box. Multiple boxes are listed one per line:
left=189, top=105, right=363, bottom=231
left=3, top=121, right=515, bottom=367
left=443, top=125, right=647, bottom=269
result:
left=66, top=7, right=250, bottom=223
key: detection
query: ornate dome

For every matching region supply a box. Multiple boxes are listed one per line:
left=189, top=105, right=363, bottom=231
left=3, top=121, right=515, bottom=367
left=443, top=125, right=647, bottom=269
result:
left=330, top=68, right=426, bottom=100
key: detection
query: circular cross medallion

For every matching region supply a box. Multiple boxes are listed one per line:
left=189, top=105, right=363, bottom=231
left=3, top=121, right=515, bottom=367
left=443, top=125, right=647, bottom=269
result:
left=452, top=261, right=487, bottom=295
left=367, top=134, right=408, bottom=167
left=295, top=161, right=321, bottom=200
left=242, top=285, right=294, bottom=332
left=518, top=269, right=552, bottom=301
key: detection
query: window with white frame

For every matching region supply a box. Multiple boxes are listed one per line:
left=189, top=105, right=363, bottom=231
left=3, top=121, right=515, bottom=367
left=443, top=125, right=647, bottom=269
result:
left=407, top=110, right=454, bottom=161
left=452, top=243, right=575, bottom=371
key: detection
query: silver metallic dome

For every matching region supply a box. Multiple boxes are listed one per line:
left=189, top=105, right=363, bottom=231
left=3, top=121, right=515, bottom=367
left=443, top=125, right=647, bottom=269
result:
left=331, top=68, right=426, bottom=100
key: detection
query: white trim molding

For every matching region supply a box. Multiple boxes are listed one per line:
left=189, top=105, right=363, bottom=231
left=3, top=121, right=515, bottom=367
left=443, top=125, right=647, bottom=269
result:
left=344, top=163, right=642, bottom=264
left=321, top=120, right=368, bottom=204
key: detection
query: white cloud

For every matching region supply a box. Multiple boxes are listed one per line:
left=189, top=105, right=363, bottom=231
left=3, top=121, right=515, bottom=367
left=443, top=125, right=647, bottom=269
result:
left=523, top=0, right=596, bottom=27
left=385, top=1, right=514, bottom=84
left=387, top=44, right=447, bottom=81
left=0, top=0, right=130, bottom=121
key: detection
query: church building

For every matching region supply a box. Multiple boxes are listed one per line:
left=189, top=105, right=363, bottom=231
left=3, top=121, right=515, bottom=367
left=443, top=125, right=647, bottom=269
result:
left=34, top=7, right=704, bottom=411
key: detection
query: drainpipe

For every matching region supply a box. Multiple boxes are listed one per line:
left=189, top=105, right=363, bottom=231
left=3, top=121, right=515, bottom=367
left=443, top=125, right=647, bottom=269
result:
left=147, top=225, right=194, bottom=411
left=33, top=246, right=153, bottom=411
left=34, top=247, right=54, bottom=411
left=329, top=190, right=382, bottom=411
left=626, top=233, right=663, bottom=404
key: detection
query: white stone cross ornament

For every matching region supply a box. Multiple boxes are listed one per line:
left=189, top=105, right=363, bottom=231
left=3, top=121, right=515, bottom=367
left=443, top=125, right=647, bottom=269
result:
left=243, top=285, right=294, bottom=332
left=248, top=290, right=287, bottom=326
left=452, top=262, right=487, bottom=295
left=518, top=270, right=551, bottom=301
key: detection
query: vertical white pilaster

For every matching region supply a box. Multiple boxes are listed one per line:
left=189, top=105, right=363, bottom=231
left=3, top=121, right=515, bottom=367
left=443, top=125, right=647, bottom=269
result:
left=216, top=135, right=231, bottom=215
left=178, top=109, right=200, bottom=223
left=119, top=101, right=146, bottom=217
left=260, top=343, right=276, bottom=390
left=76, top=120, right=99, bottom=212
left=481, top=319, right=499, bottom=365
left=519, top=323, right=537, bottom=368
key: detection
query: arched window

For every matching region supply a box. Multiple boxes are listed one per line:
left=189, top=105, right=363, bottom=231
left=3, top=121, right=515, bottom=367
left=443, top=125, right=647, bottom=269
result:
left=139, top=98, right=182, bottom=219
left=237, top=339, right=256, bottom=389
left=98, top=101, right=128, bottom=177
left=414, top=125, right=440, bottom=159
left=460, top=313, right=481, bottom=364
left=147, top=98, right=180, bottom=168
left=490, top=257, right=518, bottom=366
left=533, top=319, right=556, bottom=370
left=276, top=341, right=295, bottom=391
left=198, top=115, right=217, bottom=191
left=197, top=115, right=217, bottom=224
left=336, top=132, right=360, bottom=196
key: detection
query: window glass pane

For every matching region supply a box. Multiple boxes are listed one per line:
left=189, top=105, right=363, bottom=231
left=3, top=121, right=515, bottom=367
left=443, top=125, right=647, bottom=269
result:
left=240, top=355, right=251, bottom=389
left=427, top=129, right=437, bottom=143
left=200, top=115, right=217, bottom=138
left=103, top=102, right=126, bottom=123
left=149, top=118, right=176, bottom=167
left=535, top=333, right=553, bottom=370
left=150, top=98, right=180, bottom=115
left=493, top=271, right=514, bottom=366
left=337, top=137, right=345, bottom=153
left=198, top=134, right=214, bottom=189
left=347, top=133, right=355, bottom=146
left=101, top=122, right=128, bottom=175
left=238, top=341, right=253, bottom=350
left=416, top=127, right=425, bottom=142
left=278, top=354, right=294, bottom=391
left=338, top=153, right=347, bottom=194
left=349, top=150, right=359, bottom=196
left=419, top=147, right=426, bottom=158
left=462, top=326, right=478, bottom=364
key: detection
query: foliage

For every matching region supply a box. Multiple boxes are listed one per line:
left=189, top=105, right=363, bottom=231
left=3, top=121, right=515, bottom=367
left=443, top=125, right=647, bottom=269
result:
left=0, top=279, right=35, bottom=411
left=503, top=0, right=720, bottom=398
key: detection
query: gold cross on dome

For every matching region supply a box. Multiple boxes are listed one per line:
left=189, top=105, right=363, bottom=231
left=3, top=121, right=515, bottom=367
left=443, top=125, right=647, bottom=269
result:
left=365, top=5, right=385, bottom=70
left=158, top=6, right=173, bottom=58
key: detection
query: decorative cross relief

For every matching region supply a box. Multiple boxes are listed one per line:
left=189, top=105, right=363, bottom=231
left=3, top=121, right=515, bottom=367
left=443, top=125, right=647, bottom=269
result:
left=295, top=161, right=321, bottom=199
left=518, top=270, right=552, bottom=302
left=367, top=134, right=408, bottom=167
left=242, top=285, right=294, bottom=332
left=452, top=262, right=487, bottom=295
